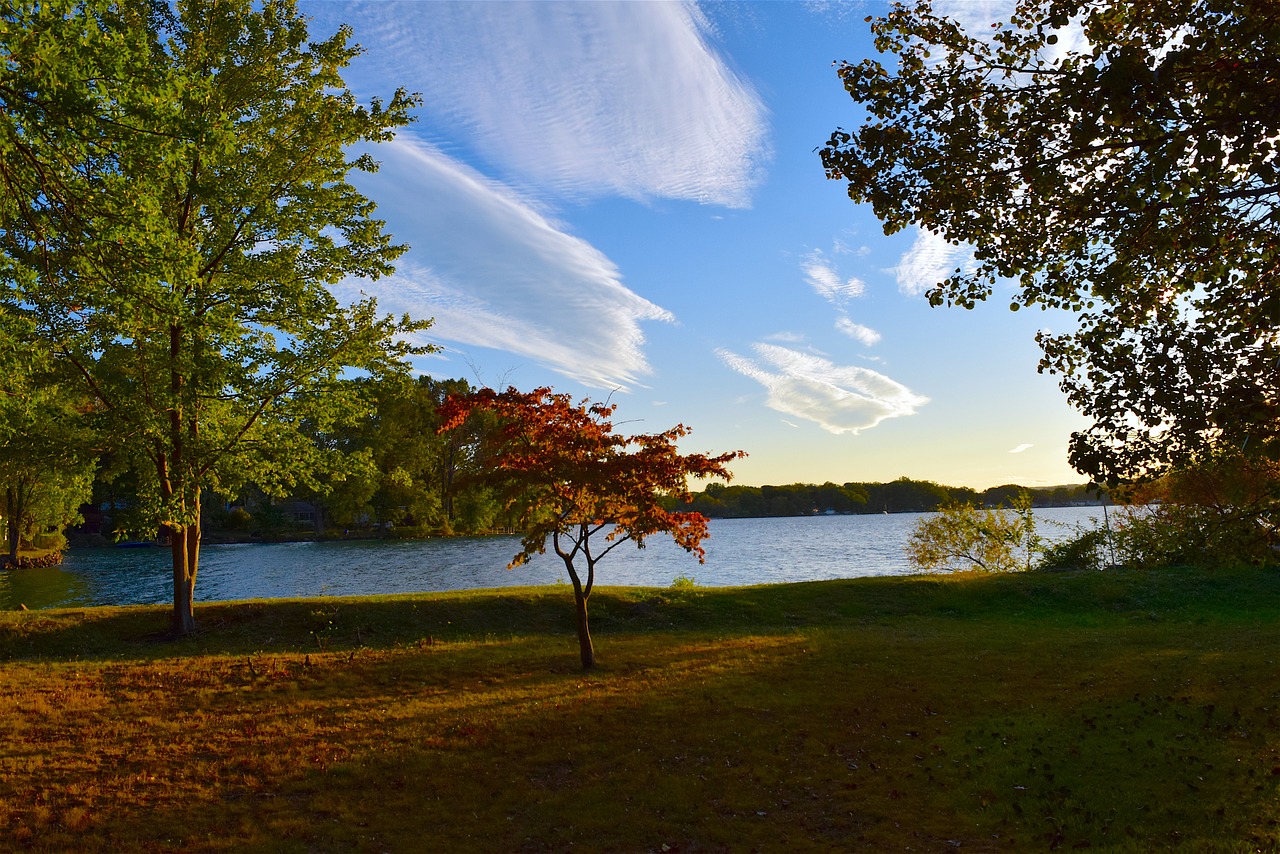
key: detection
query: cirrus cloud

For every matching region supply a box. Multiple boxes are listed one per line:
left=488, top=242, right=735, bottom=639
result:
left=331, top=0, right=770, bottom=207
left=335, top=138, right=674, bottom=389
left=835, top=317, right=882, bottom=346
left=893, top=228, right=978, bottom=297
left=803, top=250, right=865, bottom=303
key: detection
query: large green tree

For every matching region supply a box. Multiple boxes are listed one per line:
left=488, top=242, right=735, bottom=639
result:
left=820, top=0, right=1280, bottom=484
left=0, top=0, right=428, bottom=633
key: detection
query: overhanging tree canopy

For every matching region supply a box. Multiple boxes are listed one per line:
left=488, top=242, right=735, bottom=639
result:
left=0, top=0, right=430, bottom=633
left=820, top=0, right=1280, bottom=483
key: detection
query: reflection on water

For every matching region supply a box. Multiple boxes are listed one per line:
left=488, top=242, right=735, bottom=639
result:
left=0, top=564, right=95, bottom=610
left=1, top=507, right=1104, bottom=610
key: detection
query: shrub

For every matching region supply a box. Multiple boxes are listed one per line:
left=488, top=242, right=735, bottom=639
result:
left=32, top=530, right=67, bottom=553
left=225, top=507, right=253, bottom=530
left=906, top=492, right=1041, bottom=573
left=1111, top=451, right=1280, bottom=569
left=1038, top=526, right=1110, bottom=571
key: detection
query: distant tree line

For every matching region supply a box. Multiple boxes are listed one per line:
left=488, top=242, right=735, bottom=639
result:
left=678, top=478, right=1099, bottom=519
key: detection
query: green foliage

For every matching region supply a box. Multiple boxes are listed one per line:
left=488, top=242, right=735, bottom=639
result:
left=906, top=491, right=1042, bottom=573
left=0, top=0, right=429, bottom=631
left=301, top=375, right=497, bottom=535
left=0, top=371, right=95, bottom=560
left=1112, top=505, right=1277, bottom=570
left=1037, top=526, right=1110, bottom=572
left=224, top=506, right=252, bottom=531
left=821, top=0, right=1280, bottom=483
left=670, top=573, right=697, bottom=591
left=30, top=530, right=67, bottom=552
left=683, top=482, right=834, bottom=517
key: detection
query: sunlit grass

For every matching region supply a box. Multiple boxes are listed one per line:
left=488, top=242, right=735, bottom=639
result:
left=1, top=567, right=1279, bottom=850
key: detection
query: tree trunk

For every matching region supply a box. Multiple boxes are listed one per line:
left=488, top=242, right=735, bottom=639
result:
left=6, top=509, right=18, bottom=564
left=561, top=554, right=595, bottom=671
left=169, top=497, right=201, bottom=637
left=5, top=482, right=28, bottom=563
left=573, top=586, right=594, bottom=671
left=170, top=526, right=194, bottom=636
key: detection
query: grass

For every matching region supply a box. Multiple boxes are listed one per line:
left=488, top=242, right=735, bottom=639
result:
left=2, top=565, right=1280, bottom=851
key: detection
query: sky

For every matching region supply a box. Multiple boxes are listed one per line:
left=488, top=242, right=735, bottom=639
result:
left=302, top=0, right=1091, bottom=491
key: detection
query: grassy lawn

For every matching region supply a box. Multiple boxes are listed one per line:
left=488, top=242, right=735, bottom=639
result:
left=2, top=566, right=1280, bottom=851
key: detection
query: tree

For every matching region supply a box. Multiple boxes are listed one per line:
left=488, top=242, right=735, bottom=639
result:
left=820, top=0, right=1280, bottom=484
left=0, top=311, right=95, bottom=564
left=440, top=387, right=744, bottom=670
left=309, top=375, right=492, bottom=535
left=0, top=380, right=94, bottom=563
left=0, top=0, right=428, bottom=634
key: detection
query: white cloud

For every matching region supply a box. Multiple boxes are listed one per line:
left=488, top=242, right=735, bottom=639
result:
left=803, top=251, right=865, bottom=303
left=834, top=317, right=882, bottom=347
left=335, top=1, right=769, bottom=207
left=717, top=343, right=927, bottom=434
left=336, top=138, right=673, bottom=389
left=1009, top=443, right=1034, bottom=454
left=893, top=228, right=977, bottom=296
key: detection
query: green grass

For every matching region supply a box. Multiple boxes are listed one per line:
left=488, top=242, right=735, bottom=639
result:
left=2, top=566, right=1280, bottom=851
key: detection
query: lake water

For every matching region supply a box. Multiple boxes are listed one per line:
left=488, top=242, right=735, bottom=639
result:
left=0, top=507, right=1106, bottom=610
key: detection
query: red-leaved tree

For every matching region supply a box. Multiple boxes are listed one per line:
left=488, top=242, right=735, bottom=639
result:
left=439, top=387, right=744, bottom=670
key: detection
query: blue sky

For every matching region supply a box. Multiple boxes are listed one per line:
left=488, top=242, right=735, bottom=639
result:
left=304, top=0, right=1089, bottom=490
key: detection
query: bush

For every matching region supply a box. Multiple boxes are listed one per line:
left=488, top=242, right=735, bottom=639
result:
left=1111, top=503, right=1276, bottom=569
left=32, top=530, right=67, bottom=553
left=225, top=507, right=253, bottom=530
left=1110, top=452, right=1280, bottom=569
left=1038, top=526, right=1110, bottom=571
left=906, top=492, right=1041, bottom=573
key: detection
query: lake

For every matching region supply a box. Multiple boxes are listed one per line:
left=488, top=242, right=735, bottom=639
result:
left=0, top=507, right=1107, bottom=610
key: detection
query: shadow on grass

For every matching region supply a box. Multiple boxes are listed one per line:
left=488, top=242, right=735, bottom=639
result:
left=44, top=615, right=1280, bottom=853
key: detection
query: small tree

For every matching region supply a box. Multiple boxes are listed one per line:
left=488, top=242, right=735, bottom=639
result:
left=440, top=387, right=744, bottom=670
left=907, top=492, right=1041, bottom=573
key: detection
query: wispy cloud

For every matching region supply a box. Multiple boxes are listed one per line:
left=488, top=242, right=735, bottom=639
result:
left=803, top=251, right=865, bottom=303
left=834, top=317, right=882, bottom=347
left=717, top=343, right=927, bottom=433
left=893, top=228, right=977, bottom=297
left=1009, top=443, right=1034, bottom=454
left=336, top=138, right=673, bottom=389
left=803, top=249, right=881, bottom=347
left=337, top=1, right=769, bottom=207
left=765, top=330, right=809, bottom=344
